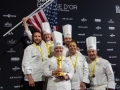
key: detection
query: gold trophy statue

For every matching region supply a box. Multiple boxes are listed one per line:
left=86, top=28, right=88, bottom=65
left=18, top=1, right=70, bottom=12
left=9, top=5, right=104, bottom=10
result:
left=56, top=56, right=64, bottom=77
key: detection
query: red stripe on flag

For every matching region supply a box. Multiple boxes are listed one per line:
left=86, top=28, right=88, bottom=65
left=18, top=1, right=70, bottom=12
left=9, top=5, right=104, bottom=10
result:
left=28, top=18, right=40, bottom=32
left=56, top=25, right=58, bottom=31
left=33, top=15, right=42, bottom=29
left=38, top=12, right=45, bottom=22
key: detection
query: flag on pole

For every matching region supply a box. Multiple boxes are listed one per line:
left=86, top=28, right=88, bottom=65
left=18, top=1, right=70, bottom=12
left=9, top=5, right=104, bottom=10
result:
left=28, top=0, right=58, bottom=32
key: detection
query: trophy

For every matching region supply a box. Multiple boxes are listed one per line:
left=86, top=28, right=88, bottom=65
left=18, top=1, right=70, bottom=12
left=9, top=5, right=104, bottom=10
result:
left=56, top=57, right=64, bottom=77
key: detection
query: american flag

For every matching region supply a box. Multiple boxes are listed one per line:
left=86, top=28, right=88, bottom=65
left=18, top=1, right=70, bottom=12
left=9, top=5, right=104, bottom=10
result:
left=28, top=0, right=58, bottom=32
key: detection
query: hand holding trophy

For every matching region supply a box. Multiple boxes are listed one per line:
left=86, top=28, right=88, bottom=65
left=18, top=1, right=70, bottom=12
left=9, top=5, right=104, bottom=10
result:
left=55, top=56, right=64, bottom=80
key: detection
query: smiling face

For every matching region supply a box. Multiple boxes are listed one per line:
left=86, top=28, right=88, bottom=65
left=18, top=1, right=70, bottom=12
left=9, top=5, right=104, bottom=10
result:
left=54, top=46, right=63, bottom=56
left=64, top=37, right=72, bottom=46
left=87, top=49, right=97, bottom=60
left=32, top=32, right=42, bottom=45
left=68, top=41, right=77, bottom=55
left=43, top=33, right=51, bottom=42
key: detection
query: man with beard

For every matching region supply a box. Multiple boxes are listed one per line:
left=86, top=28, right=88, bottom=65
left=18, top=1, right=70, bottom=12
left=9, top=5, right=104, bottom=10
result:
left=86, top=36, right=116, bottom=90
left=22, top=31, right=48, bottom=90
left=62, top=24, right=82, bottom=56
left=22, top=17, right=54, bottom=57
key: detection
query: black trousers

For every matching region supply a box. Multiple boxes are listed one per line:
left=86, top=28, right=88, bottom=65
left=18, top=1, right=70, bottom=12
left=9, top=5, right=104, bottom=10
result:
left=23, top=81, right=44, bottom=90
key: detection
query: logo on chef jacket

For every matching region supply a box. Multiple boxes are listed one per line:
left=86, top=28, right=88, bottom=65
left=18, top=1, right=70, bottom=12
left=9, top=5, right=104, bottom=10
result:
left=110, top=34, right=115, bottom=37
left=12, top=66, right=20, bottom=71
left=3, top=14, right=16, bottom=18
left=109, top=56, right=117, bottom=59
left=115, top=5, right=120, bottom=13
left=96, top=26, right=101, bottom=30
left=7, top=39, right=17, bottom=44
left=108, top=26, right=115, bottom=30
left=0, top=86, right=3, bottom=89
left=107, top=41, right=116, bottom=44
left=108, top=19, right=114, bottom=23
left=81, top=18, right=87, bottom=22
left=7, top=48, right=16, bottom=53
left=78, top=33, right=85, bottom=36
left=78, top=26, right=88, bottom=29
left=94, top=19, right=101, bottom=22
left=107, top=48, right=114, bottom=51
left=62, top=18, right=73, bottom=20
left=11, top=57, right=20, bottom=61
left=93, top=34, right=102, bottom=36
left=4, top=22, right=12, bottom=27
left=58, top=4, right=77, bottom=12
left=14, top=85, right=23, bottom=89
left=10, top=76, right=22, bottom=79
left=77, top=41, right=85, bottom=44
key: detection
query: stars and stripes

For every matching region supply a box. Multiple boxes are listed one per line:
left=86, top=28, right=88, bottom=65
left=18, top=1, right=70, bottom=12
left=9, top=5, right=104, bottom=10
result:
left=28, top=0, right=58, bottom=32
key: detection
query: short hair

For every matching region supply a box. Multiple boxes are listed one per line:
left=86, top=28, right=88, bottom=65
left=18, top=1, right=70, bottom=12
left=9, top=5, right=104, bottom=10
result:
left=32, top=31, right=42, bottom=41
left=68, top=39, right=77, bottom=47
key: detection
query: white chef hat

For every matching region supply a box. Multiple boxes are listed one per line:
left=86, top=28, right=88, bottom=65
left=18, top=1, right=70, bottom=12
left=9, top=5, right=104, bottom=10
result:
left=52, top=31, right=63, bottom=48
left=86, top=36, right=97, bottom=51
left=63, top=24, right=72, bottom=38
left=42, top=22, right=51, bottom=35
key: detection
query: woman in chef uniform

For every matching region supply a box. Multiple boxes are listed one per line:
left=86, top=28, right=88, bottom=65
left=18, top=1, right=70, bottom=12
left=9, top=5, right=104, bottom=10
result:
left=43, top=31, right=74, bottom=90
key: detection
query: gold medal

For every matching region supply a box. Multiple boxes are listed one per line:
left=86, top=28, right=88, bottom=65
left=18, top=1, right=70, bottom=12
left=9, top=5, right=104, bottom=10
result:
left=92, top=74, right=95, bottom=78
left=70, top=54, right=78, bottom=73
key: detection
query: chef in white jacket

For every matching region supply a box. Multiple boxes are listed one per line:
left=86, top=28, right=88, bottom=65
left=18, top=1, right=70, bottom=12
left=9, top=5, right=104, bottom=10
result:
left=43, top=31, right=74, bottom=90
left=67, top=40, right=89, bottom=90
left=86, top=36, right=116, bottom=90
left=22, top=17, right=54, bottom=57
left=22, top=31, right=48, bottom=90
left=62, top=24, right=82, bottom=56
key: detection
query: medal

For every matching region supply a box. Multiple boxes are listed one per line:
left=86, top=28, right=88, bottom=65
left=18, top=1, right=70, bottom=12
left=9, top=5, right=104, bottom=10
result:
left=92, top=74, right=95, bottom=78
left=90, top=58, right=98, bottom=78
left=70, top=54, right=78, bottom=73
left=74, top=70, right=76, bottom=73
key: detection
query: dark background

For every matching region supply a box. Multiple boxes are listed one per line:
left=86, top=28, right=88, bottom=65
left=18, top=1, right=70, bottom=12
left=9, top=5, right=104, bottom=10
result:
left=1, top=0, right=120, bottom=89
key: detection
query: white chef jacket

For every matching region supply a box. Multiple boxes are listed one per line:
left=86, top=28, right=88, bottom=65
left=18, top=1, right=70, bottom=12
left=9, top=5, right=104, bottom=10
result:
left=86, top=57, right=116, bottom=89
left=67, top=53, right=89, bottom=89
left=43, top=56, right=74, bottom=90
left=22, top=43, right=48, bottom=81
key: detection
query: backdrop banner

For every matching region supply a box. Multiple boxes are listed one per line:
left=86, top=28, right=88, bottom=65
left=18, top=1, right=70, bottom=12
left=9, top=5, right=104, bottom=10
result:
left=1, top=0, right=120, bottom=90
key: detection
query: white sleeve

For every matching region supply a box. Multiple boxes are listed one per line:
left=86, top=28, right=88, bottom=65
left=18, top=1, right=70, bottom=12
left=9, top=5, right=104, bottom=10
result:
left=43, top=58, right=53, bottom=77
left=65, top=59, right=74, bottom=79
left=82, top=57, right=90, bottom=83
left=25, top=30, right=32, bottom=41
left=105, top=60, right=116, bottom=89
left=22, top=46, right=32, bottom=74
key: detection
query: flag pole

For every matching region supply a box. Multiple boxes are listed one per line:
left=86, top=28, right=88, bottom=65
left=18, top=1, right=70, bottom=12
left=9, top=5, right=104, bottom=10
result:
left=3, top=0, right=51, bottom=37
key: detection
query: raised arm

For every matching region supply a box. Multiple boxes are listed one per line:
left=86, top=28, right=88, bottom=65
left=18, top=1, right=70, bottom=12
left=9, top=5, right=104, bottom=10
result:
left=22, top=17, right=32, bottom=41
